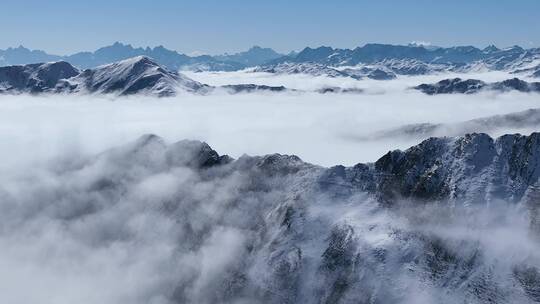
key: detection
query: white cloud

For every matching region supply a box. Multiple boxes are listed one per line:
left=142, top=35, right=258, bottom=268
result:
left=1, top=69, right=540, bottom=302
left=0, top=70, right=538, bottom=170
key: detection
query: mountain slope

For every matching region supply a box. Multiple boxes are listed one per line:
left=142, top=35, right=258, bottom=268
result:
left=274, top=44, right=540, bottom=69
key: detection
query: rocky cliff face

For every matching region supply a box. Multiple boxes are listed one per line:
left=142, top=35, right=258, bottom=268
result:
left=373, top=133, right=540, bottom=204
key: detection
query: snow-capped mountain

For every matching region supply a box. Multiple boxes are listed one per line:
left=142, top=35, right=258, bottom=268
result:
left=253, top=62, right=353, bottom=78
left=62, top=56, right=208, bottom=96
left=0, top=56, right=208, bottom=96
left=274, top=44, right=540, bottom=69
left=2, top=43, right=539, bottom=75
left=5, top=132, right=540, bottom=303
left=415, top=77, right=540, bottom=95
left=340, top=66, right=397, bottom=80
left=258, top=44, right=540, bottom=77
left=253, top=62, right=397, bottom=80
left=376, top=58, right=452, bottom=75
left=253, top=59, right=457, bottom=78
left=1, top=57, right=340, bottom=96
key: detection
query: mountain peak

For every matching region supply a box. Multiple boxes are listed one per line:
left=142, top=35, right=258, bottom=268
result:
left=111, top=41, right=131, bottom=48
left=118, top=55, right=156, bottom=65
left=483, top=44, right=500, bottom=53
left=295, top=46, right=335, bottom=62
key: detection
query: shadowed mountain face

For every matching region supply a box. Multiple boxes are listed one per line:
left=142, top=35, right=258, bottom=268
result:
left=415, top=78, right=540, bottom=95
left=3, top=132, right=540, bottom=303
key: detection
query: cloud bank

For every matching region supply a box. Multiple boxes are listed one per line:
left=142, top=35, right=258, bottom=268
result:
left=1, top=70, right=539, bottom=169
left=1, top=70, right=540, bottom=303
left=0, top=133, right=539, bottom=303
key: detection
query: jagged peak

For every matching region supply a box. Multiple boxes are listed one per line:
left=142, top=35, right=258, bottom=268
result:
left=483, top=44, right=500, bottom=53
left=111, top=41, right=132, bottom=48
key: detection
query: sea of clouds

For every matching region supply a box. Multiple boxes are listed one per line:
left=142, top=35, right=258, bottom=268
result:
left=1, top=70, right=539, bottom=170
left=1, top=70, right=540, bottom=303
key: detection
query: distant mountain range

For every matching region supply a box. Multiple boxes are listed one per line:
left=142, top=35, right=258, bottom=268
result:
left=0, top=42, right=283, bottom=71
left=1, top=42, right=540, bottom=76
left=258, top=44, right=540, bottom=77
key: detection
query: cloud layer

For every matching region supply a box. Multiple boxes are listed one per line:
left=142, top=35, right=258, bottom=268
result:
left=1, top=70, right=539, bottom=170
left=1, top=133, right=539, bottom=303
left=1, top=70, right=540, bottom=303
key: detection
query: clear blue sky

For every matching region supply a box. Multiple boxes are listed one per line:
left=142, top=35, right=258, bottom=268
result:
left=1, top=0, right=539, bottom=55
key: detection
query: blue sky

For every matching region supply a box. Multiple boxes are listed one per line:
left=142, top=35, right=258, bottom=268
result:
left=1, top=0, right=539, bottom=55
